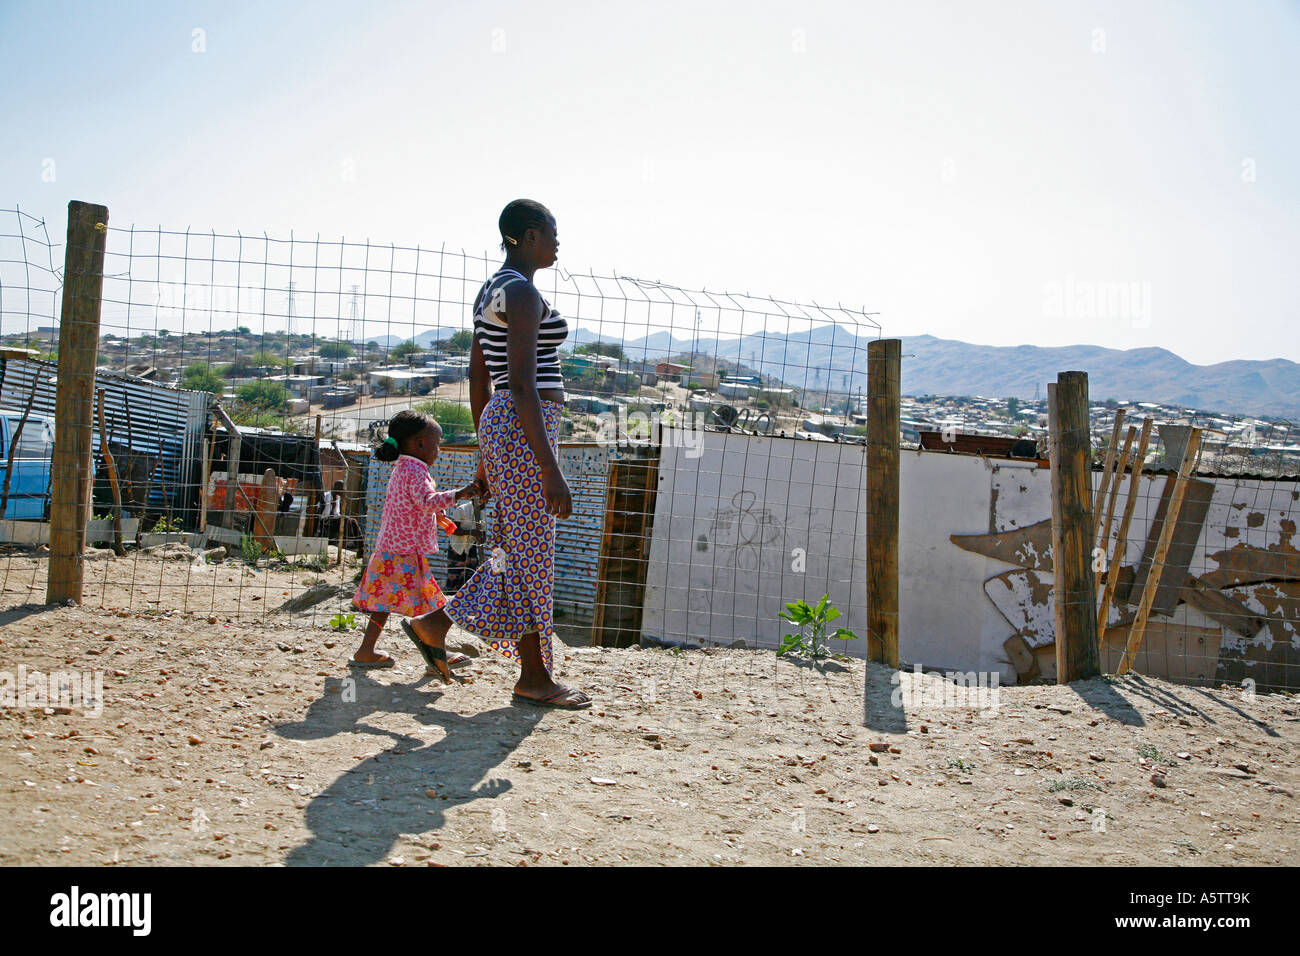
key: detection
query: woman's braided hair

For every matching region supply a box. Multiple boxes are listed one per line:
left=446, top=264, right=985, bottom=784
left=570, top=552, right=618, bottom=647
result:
left=498, top=199, right=552, bottom=252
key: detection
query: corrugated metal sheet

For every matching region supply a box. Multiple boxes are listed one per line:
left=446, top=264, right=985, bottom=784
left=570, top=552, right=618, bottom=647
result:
left=0, top=358, right=211, bottom=524
left=364, top=444, right=615, bottom=620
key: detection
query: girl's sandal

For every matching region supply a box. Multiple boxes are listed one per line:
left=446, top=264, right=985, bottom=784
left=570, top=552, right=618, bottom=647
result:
left=400, top=619, right=462, bottom=684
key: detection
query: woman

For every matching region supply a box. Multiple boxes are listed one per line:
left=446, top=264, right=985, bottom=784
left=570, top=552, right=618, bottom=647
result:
left=404, top=199, right=591, bottom=709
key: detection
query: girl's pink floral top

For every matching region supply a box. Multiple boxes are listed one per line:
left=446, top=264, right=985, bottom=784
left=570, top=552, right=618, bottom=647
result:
left=374, top=454, right=456, bottom=555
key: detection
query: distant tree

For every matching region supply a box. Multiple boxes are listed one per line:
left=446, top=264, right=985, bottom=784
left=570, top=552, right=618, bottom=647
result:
left=319, top=341, right=354, bottom=359
left=366, top=341, right=379, bottom=349
left=236, top=325, right=251, bottom=335
left=391, top=340, right=422, bottom=360
left=1006, top=397, right=1020, bottom=417
left=235, top=381, right=289, bottom=411
left=251, top=349, right=288, bottom=368
left=158, top=329, right=170, bottom=338
left=438, top=330, right=473, bottom=354
left=181, top=361, right=225, bottom=394
left=414, top=399, right=476, bottom=442
left=577, top=341, right=625, bottom=360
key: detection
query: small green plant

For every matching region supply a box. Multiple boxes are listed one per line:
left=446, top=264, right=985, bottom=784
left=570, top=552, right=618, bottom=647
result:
left=1137, top=743, right=1178, bottom=766
left=240, top=534, right=263, bottom=564
left=946, top=757, right=976, bottom=773
left=302, top=554, right=330, bottom=573
left=1048, top=777, right=1103, bottom=793
left=329, top=612, right=359, bottom=631
left=777, top=593, right=858, bottom=660
left=151, top=516, right=183, bottom=533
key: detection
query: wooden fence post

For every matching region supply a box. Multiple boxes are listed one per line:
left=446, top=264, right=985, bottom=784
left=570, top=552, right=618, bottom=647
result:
left=866, top=338, right=900, bottom=668
left=1049, top=371, right=1100, bottom=682
left=47, top=201, right=108, bottom=605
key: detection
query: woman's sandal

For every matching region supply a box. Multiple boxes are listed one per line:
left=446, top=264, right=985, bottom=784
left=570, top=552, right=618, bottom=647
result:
left=512, top=686, right=592, bottom=710
left=400, top=619, right=462, bottom=683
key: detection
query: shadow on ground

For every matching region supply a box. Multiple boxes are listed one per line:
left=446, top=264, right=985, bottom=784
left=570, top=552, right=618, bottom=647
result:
left=276, top=671, right=541, bottom=866
left=0, top=603, right=64, bottom=627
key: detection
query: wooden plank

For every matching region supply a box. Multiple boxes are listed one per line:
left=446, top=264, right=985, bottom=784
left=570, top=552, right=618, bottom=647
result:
left=1092, top=408, right=1126, bottom=544
left=96, top=388, right=125, bottom=555
left=253, top=468, right=278, bottom=552
left=1095, top=423, right=1135, bottom=587
left=1129, top=476, right=1214, bottom=616
left=1100, top=621, right=1223, bottom=684
left=1002, top=634, right=1040, bottom=682
left=212, top=404, right=242, bottom=531
left=1200, top=544, right=1300, bottom=589
left=199, top=434, right=212, bottom=534
left=590, top=460, right=623, bottom=646
left=1050, top=371, right=1099, bottom=682
left=1181, top=574, right=1265, bottom=638
left=48, top=200, right=109, bottom=605
left=950, top=518, right=1053, bottom=572
left=1097, top=417, right=1153, bottom=642
left=1118, top=428, right=1202, bottom=675
left=866, top=339, right=900, bottom=667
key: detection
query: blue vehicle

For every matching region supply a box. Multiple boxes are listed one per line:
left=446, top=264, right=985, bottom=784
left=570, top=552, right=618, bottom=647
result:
left=0, top=409, right=55, bottom=520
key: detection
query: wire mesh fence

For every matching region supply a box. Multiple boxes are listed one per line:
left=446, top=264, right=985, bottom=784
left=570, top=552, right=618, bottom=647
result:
left=0, top=202, right=1295, bottom=693
left=0, top=204, right=883, bottom=652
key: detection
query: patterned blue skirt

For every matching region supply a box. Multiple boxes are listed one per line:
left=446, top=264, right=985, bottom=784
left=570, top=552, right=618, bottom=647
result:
left=445, top=390, right=561, bottom=675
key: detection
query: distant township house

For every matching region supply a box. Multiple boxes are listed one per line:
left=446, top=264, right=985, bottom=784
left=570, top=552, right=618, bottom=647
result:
left=368, top=367, right=438, bottom=395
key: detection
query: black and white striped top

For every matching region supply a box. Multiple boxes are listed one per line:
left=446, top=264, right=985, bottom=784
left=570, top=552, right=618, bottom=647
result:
left=472, top=268, right=567, bottom=390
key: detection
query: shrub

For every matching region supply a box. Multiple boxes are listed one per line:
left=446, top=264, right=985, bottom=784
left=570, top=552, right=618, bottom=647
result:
left=319, top=341, right=354, bottom=359
left=777, top=593, right=858, bottom=660
left=413, top=398, right=476, bottom=443
left=235, top=380, right=290, bottom=412
left=240, top=534, right=263, bottom=564
left=181, top=361, right=225, bottom=394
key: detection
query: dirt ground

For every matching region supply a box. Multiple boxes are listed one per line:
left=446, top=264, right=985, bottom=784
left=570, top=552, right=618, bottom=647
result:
left=0, top=549, right=1297, bottom=866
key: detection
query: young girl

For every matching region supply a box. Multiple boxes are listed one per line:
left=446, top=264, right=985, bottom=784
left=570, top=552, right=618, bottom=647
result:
left=349, top=409, right=483, bottom=673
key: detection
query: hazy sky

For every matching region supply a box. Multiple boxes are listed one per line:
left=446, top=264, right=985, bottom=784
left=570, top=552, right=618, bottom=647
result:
left=2, top=0, right=1296, bottom=364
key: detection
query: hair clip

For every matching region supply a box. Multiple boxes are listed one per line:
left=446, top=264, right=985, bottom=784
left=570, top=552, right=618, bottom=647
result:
left=383, top=436, right=398, bottom=448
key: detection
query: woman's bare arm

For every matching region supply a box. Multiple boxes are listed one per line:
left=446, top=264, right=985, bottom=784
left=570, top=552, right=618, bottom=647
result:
left=504, top=281, right=571, bottom=517
left=467, top=333, right=493, bottom=499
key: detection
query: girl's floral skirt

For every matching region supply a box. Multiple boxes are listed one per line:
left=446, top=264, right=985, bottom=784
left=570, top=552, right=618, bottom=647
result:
left=353, top=552, right=447, bottom=617
left=445, top=390, right=561, bottom=676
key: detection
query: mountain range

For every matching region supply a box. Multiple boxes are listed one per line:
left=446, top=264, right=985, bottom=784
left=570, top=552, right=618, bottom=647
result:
left=361, top=324, right=1299, bottom=420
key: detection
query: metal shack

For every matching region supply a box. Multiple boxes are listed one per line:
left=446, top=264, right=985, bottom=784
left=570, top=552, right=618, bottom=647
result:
left=0, top=357, right=212, bottom=528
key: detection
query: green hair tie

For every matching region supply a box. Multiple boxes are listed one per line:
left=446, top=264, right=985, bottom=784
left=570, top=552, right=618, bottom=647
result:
left=383, top=436, right=398, bottom=449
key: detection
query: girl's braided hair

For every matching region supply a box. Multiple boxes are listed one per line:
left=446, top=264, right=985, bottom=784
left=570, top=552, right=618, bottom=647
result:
left=374, top=409, right=436, bottom=462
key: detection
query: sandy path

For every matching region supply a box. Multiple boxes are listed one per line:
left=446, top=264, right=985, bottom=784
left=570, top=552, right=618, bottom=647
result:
left=0, top=553, right=1296, bottom=866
